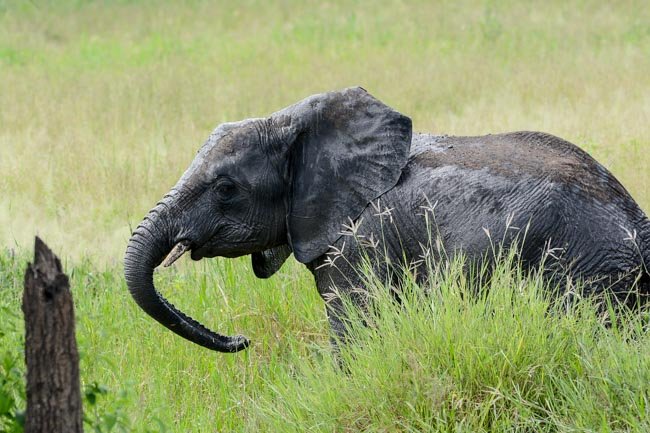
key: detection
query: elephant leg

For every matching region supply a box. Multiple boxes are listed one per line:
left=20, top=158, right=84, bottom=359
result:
left=309, top=239, right=394, bottom=351
left=313, top=273, right=366, bottom=350
left=325, top=296, right=350, bottom=350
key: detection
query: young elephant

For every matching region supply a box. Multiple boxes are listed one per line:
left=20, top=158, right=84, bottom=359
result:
left=124, top=87, right=650, bottom=352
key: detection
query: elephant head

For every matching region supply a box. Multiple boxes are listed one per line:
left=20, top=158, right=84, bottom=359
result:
left=124, top=87, right=412, bottom=352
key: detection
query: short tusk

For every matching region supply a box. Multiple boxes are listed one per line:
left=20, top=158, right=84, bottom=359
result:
left=162, top=241, right=190, bottom=267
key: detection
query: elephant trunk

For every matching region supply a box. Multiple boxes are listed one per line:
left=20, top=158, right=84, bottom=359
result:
left=124, top=198, right=249, bottom=353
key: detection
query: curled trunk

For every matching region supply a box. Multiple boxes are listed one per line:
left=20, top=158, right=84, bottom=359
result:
left=124, top=203, right=248, bottom=353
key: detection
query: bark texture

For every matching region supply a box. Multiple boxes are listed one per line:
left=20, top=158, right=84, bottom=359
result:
left=22, top=237, right=82, bottom=433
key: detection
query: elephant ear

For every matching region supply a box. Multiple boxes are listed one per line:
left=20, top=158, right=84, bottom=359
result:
left=251, top=245, right=292, bottom=279
left=271, top=87, right=412, bottom=263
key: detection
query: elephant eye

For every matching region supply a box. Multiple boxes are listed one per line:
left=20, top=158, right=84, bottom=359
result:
left=215, top=179, right=236, bottom=198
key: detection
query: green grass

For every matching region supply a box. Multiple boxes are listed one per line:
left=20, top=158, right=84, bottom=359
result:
left=1, top=249, right=326, bottom=432
left=1, top=0, right=650, bottom=431
left=2, top=249, right=649, bottom=432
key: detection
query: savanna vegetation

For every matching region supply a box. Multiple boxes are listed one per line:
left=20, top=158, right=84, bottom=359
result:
left=1, top=1, right=649, bottom=431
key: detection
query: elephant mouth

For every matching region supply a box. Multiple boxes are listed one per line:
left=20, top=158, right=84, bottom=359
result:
left=161, top=239, right=215, bottom=266
left=164, top=235, right=251, bottom=266
left=161, top=235, right=219, bottom=266
left=190, top=248, right=210, bottom=261
left=190, top=238, right=221, bottom=260
left=191, top=244, right=240, bottom=260
left=161, top=241, right=209, bottom=265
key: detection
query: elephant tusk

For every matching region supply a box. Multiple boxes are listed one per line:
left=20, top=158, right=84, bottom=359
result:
left=162, top=241, right=190, bottom=267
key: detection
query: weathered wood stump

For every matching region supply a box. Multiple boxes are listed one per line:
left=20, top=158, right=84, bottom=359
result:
left=22, top=237, right=82, bottom=433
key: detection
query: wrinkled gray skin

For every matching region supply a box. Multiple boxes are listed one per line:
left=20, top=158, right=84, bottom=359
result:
left=124, top=87, right=650, bottom=353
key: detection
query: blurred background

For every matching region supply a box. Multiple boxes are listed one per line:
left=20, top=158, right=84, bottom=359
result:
left=1, top=0, right=649, bottom=260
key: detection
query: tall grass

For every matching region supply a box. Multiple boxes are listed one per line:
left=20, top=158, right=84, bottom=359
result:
left=2, top=247, right=649, bottom=431
left=251, top=251, right=650, bottom=432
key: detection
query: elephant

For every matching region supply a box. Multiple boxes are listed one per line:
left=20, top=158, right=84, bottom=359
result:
left=124, top=87, right=650, bottom=353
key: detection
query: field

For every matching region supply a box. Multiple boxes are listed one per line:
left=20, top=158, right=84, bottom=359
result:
left=1, top=0, right=650, bottom=431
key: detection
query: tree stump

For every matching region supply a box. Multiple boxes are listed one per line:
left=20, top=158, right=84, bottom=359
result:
left=22, top=237, right=82, bottom=433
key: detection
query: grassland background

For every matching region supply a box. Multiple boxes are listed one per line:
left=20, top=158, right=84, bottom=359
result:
left=1, top=0, right=650, bottom=259
left=1, top=0, right=650, bottom=431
